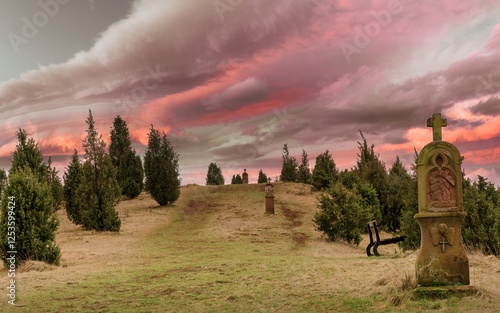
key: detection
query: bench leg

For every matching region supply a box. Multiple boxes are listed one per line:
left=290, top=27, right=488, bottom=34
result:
left=366, top=242, right=374, bottom=257
left=373, top=243, right=381, bottom=256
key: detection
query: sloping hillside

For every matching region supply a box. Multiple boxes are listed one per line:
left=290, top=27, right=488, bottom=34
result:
left=0, top=183, right=498, bottom=312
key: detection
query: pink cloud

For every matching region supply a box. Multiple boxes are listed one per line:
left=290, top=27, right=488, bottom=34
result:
left=484, top=23, right=500, bottom=51
left=1, top=0, right=500, bottom=186
left=467, top=167, right=500, bottom=184
left=462, top=147, right=500, bottom=165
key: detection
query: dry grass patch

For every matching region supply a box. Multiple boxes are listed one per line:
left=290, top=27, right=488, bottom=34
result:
left=0, top=183, right=498, bottom=312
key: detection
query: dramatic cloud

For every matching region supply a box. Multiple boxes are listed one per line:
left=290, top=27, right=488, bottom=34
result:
left=1, top=0, right=499, bottom=185
left=471, top=97, right=500, bottom=116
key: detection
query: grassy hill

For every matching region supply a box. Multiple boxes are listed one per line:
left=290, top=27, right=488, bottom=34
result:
left=1, top=182, right=499, bottom=312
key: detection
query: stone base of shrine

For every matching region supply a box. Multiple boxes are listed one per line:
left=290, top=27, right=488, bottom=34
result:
left=415, top=212, right=469, bottom=286
left=413, top=285, right=478, bottom=299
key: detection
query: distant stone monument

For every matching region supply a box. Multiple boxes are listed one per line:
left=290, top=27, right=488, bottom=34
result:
left=242, top=169, right=249, bottom=184
left=414, top=113, right=474, bottom=294
left=265, top=178, right=274, bottom=214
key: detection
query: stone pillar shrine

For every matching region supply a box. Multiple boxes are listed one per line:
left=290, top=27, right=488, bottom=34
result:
left=265, top=178, right=275, bottom=215
left=242, top=169, right=249, bottom=184
left=415, top=113, right=472, bottom=291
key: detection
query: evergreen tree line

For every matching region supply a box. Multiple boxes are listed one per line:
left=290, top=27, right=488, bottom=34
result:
left=199, top=135, right=499, bottom=256
left=2, top=114, right=496, bottom=268
left=206, top=163, right=270, bottom=185
left=231, top=174, right=243, bottom=184
left=283, top=133, right=500, bottom=256
left=0, top=111, right=181, bottom=266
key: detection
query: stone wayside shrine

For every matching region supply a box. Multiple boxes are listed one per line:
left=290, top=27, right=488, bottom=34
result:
left=414, top=113, right=476, bottom=296
left=242, top=169, right=249, bottom=184
left=265, top=178, right=275, bottom=215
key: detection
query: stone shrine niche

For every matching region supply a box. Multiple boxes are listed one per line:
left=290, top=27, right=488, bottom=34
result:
left=426, top=152, right=457, bottom=211
left=265, top=183, right=273, bottom=197
left=416, top=141, right=464, bottom=215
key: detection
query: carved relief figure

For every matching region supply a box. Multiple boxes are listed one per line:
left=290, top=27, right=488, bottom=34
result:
left=426, top=154, right=456, bottom=209
left=428, top=168, right=455, bottom=201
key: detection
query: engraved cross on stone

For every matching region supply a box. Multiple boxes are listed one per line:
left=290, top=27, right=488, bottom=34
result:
left=439, top=236, right=449, bottom=253
left=426, top=113, right=447, bottom=141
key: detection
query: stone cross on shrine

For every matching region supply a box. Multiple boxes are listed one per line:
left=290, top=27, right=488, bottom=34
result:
left=426, top=113, right=447, bottom=141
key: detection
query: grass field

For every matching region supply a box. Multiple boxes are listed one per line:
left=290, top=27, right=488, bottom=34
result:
left=0, top=182, right=499, bottom=312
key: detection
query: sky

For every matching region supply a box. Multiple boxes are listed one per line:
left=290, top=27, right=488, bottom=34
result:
left=0, top=0, right=499, bottom=186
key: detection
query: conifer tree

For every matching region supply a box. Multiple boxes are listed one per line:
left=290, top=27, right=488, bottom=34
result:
left=280, top=143, right=298, bottom=182
left=386, top=156, right=416, bottom=232
left=75, top=110, right=121, bottom=231
left=109, top=116, right=144, bottom=198
left=0, top=167, right=60, bottom=266
left=9, top=129, right=61, bottom=212
left=257, top=169, right=268, bottom=184
left=313, top=181, right=375, bottom=245
left=462, top=176, right=500, bottom=255
left=356, top=131, right=392, bottom=229
left=399, top=152, right=421, bottom=251
left=297, top=149, right=312, bottom=184
left=338, top=168, right=361, bottom=190
left=206, top=162, right=225, bottom=185
left=117, top=150, right=144, bottom=199
left=231, top=174, right=243, bottom=184
left=311, top=150, right=339, bottom=190
left=46, top=157, right=64, bottom=210
left=109, top=116, right=131, bottom=164
left=63, top=150, right=83, bottom=225
left=144, top=126, right=161, bottom=193
left=144, top=125, right=181, bottom=205
left=10, top=129, right=45, bottom=178
left=356, top=132, right=388, bottom=186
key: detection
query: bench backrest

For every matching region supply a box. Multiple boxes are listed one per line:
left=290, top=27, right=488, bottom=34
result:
left=367, top=220, right=382, bottom=242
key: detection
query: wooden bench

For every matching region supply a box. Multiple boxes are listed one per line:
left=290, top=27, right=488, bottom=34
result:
left=366, top=220, right=406, bottom=256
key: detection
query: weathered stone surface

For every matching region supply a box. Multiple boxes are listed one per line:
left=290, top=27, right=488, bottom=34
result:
left=426, top=112, right=447, bottom=141
left=415, top=113, right=471, bottom=288
left=415, top=213, right=469, bottom=286
left=416, top=141, right=463, bottom=213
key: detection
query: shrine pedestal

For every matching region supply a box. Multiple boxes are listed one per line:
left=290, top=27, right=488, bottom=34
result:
left=415, top=212, right=469, bottom=286
left=265, top=196, right=275, bottom=215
